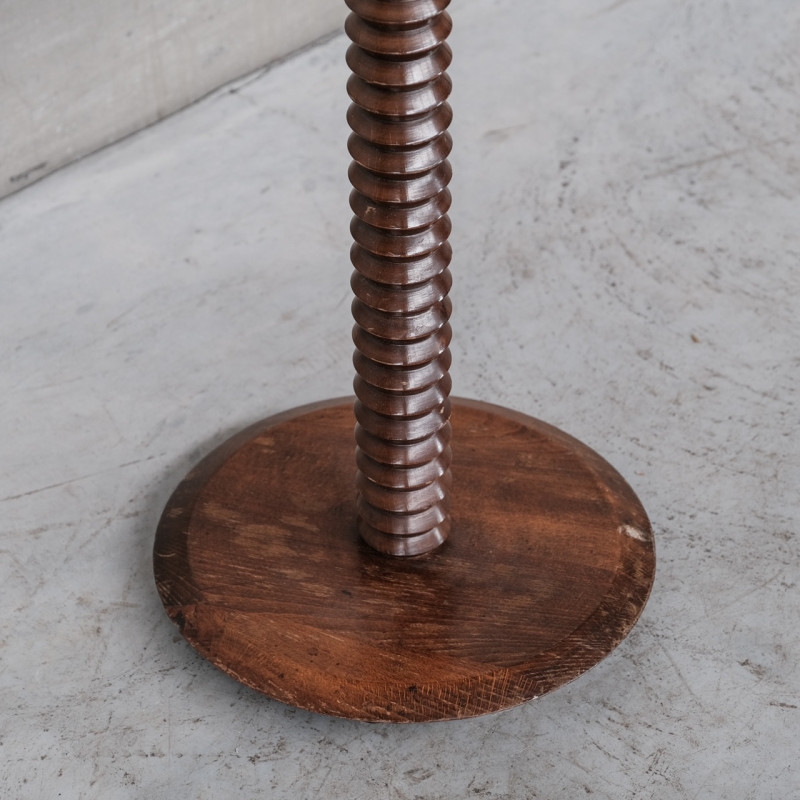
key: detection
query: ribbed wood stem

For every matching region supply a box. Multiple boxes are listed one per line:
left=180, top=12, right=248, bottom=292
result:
left=346, top=0, right=454, bottom=556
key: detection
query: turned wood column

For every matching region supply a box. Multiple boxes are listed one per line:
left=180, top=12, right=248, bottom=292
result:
left=346, top=0, right=454, bottom=556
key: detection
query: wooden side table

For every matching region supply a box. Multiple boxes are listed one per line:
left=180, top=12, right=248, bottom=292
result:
left=154, top=0, right=656, bottom=722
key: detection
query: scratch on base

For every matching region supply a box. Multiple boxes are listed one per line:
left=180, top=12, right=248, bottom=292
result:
left=620, top=524, right=651, bottom=542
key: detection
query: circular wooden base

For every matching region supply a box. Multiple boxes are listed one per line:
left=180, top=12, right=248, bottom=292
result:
left=154, top=398, right=655, bottom=722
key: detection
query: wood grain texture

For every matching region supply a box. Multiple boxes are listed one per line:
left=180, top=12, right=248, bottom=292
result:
left=154, top=397, right=656, bottom=722
left=347, top=0, right=454, bottom=556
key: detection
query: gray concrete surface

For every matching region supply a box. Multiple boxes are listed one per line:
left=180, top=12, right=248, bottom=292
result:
left=1, top=0, right=340, bottom=199
left=1, top=0, right=798, bottom=797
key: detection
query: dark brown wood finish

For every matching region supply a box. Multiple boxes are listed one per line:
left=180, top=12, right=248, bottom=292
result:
left=153, top=0, right=657, bottom=723
left=154, top=398, right=655, bottom=722
left=347, top=0, right=454, bottom=556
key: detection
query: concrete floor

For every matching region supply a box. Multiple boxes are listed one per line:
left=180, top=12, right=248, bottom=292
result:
left=2, top=0, right=798, bottom=797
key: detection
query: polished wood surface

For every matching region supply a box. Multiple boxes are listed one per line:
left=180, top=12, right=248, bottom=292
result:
left=154, top=398, right=655, bottom=722
left=347, top=0, right=454, bottom=556
left=153, top=0, right=657, bottom=722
